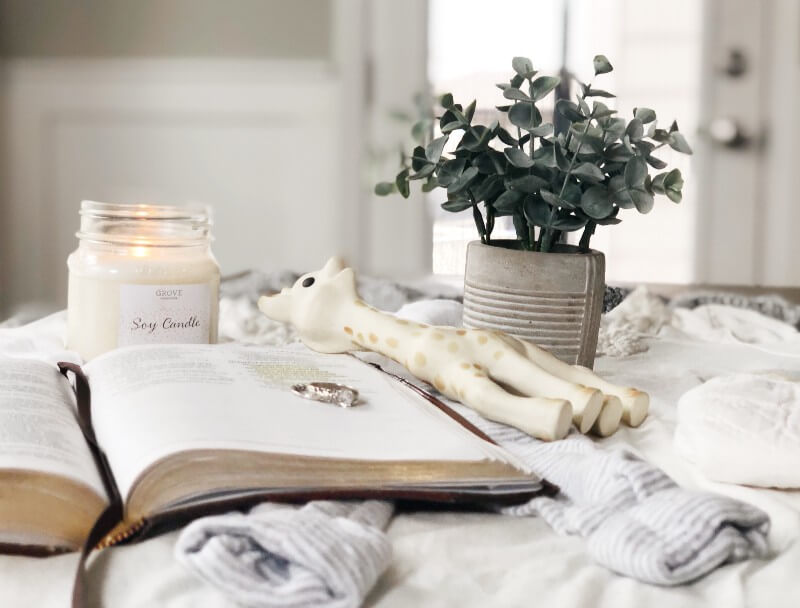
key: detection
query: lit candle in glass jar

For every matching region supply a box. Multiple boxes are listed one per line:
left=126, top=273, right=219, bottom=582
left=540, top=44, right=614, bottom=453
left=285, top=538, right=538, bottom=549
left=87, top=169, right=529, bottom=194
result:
left=67, top=201, right=220, bottom=360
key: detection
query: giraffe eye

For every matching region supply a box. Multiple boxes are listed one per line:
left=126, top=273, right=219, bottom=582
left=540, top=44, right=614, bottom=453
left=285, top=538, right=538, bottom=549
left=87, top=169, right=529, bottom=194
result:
left=302, top=277, right=315, bottom=288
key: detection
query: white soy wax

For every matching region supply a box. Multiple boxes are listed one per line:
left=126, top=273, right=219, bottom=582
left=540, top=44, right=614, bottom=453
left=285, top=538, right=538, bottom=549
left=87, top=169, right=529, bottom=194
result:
left=67, top=201, right=220, bottom=361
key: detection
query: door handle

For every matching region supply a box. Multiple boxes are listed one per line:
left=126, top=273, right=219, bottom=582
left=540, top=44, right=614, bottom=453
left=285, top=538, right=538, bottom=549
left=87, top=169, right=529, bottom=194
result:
left=705, top=117, right=752, bottom=149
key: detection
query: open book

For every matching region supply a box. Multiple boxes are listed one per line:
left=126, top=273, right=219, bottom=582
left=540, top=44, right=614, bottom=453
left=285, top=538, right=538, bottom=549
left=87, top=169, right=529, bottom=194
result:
left=0, top=344, right=545, bottom=553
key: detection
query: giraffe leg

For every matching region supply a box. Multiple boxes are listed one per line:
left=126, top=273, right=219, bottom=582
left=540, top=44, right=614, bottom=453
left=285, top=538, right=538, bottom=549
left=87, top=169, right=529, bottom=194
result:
left=487, top=349, right=603, bottom=433
left=590, top=396, right=623, bottom=437
left=514, top=338, right=649, bottom=428
left=450, top=368, right=572, bottom=441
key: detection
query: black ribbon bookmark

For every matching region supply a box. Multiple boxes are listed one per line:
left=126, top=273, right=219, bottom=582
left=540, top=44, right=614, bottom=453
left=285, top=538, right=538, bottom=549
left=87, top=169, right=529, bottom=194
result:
left=58, top=362, right=124, bottom=608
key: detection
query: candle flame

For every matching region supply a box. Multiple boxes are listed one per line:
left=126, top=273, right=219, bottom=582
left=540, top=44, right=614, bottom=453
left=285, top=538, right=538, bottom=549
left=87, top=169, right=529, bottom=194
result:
left=131, top=246, right=150, bottom=257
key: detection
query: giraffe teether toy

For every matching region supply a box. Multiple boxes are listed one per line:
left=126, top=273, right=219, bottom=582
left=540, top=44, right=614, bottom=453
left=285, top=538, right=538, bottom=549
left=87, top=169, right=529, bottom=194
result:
left=258, top=257, right=648, bottom=441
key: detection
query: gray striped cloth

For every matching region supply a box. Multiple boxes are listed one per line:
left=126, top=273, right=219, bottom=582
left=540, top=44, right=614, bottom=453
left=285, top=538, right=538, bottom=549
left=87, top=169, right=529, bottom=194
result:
left=175, top=392, right=769, bottom=607
left=175, top=500, right=393, bottom=608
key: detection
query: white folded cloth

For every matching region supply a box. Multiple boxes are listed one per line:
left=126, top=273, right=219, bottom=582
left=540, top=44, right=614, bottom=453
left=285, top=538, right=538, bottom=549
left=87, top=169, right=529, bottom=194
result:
left=675, top=373, right=800, bottom=488
left=174, top=501, right=393, bottom=608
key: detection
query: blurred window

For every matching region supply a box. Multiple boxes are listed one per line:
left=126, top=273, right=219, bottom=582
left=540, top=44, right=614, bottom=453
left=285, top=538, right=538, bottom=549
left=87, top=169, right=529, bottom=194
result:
left=428, top=0, right=702, bottom=284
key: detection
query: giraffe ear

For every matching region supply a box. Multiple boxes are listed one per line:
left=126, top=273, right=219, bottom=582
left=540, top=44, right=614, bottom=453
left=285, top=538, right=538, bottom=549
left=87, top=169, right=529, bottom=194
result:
left=320, top=256, right=347, bottom=278
left=258, top=291, right=292, bottom=323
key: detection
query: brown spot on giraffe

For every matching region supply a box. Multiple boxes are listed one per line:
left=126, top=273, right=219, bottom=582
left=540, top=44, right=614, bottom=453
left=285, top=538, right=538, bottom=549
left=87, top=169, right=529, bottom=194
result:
left=456, top=329, right=467, bottom=336
left=386, top=337, right=398, bottom=348
left=473, top=364, right=482, bottom=370
left=369, top=333, right=378, bottom=344
left=477, top=335, right=489, bottom=345
left=460, top=362, right=471, bottom=370
left=494, top=350, right=504, bottom=360
left=447, top=342, right=459, bottom=353
left=434, top=376, right=445, bottom=391
left=414, top=352, right=427, bottom=367
left=343, top=326, right=353, bottom=335
left=396, top=319, right=409, bottom=325
left=432, top=332, right=445, bottom=341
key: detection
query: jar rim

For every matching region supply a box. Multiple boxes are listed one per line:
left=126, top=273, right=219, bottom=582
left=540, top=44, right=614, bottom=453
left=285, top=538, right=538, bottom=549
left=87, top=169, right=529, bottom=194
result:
left=79, top=200, right=210, bottom=222
left=76, top=200, right=213, bottom=247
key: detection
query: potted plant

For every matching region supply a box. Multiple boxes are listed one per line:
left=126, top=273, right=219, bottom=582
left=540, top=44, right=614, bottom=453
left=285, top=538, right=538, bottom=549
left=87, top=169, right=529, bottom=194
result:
left=376, top=55, right=692, bottom=367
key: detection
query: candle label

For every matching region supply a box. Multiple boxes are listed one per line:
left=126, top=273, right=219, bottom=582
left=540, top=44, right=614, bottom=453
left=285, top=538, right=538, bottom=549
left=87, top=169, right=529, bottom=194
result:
left=118, top=283, right=212, bottom=346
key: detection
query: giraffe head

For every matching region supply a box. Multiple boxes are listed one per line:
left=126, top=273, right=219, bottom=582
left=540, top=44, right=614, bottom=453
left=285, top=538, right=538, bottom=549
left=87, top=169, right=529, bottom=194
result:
left=258, top=256, right=359, bottom=353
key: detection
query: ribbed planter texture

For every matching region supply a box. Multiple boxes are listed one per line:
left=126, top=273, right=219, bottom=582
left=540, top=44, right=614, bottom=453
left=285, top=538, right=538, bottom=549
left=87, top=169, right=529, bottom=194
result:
left=462, top=240, right=605, bottom=368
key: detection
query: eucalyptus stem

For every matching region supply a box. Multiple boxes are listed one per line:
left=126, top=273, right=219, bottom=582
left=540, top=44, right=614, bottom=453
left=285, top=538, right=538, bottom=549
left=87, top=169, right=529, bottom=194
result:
left=542, top=113, right=593, bottom=252
left=541, top=80, right=594, bottom=253
left=468, top=189, right=487, bottom=244
left=579, top=220, right=596, bottom=252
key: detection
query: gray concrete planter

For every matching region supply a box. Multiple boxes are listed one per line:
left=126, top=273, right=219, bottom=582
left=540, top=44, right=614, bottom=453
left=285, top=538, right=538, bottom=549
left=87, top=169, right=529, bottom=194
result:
left=462, top=240, right=605, bottom=368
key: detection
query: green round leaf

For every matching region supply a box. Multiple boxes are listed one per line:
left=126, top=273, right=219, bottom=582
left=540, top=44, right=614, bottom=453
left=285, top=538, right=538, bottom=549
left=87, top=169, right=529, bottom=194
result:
left=530, top=76, right=560, bottom=101
left=665, top=188, right=682, bottom=203
left=669, top=132, right=693, bottom=154
left=493, top=189, right=524, bottom=213
left=584, top=87, right=615, bottom=98
left=421, top=175, right=439, bottom=193
left=664, top=168, right=684, bottom=190
left=440, top=93, right=454, bottom=109
left=503, top=147, right=535, bottom=168
left=604, top=143, right=633, bottom=162
left=552, top=211, right=588, bottom=231
left=508, top=102, right=542, bottom=131
left=593, top=54, right=613, bottom=75
left=533, top=144, right=557, bottom=168
left=425, top=135, right=449, bottom=162
left=571, top=162, right=605, bottom=183
left=447, top=166, right=480, bottom=195
left=624, top=156, right=648, bottom=188
left=464, top=99, right=477, bottom=123
left=410, top=146, right=428, bottom=171
left=512, top=56, right=535, bottom=78
left=504, top=88, right=531, bottom=102
left=395, top=169, right=410, bottom=198
left=529, top=122, right=554, bottom=137
left=609, top=175, right=635, bottom=208
left=472, top=175, right=504, bottom=202
left=625, top=118, right=644, bottom=141
left=523, top=196, right=553, bottom=227
left=409, top=163, right=436, bottom=181
left=496, top=126, right=518, bottom=147
left=507, top=174, right=547, bottom=193
left=556, top=99, right=585, bottom=122
left=634, top=107, right=656, bottom=124
left=631, top=188, right=654, bottom=213
left=441, top=199, right=472, bottom=212
left=374, top=182, right=396, bottom=196
left=411, top=120, right=429, bottom=145
left=437, top=157, right=466, bottom=186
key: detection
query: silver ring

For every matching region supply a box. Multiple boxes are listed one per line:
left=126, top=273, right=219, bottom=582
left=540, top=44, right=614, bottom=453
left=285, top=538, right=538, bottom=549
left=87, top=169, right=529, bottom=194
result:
left=291, top=382, right=360, bottom=408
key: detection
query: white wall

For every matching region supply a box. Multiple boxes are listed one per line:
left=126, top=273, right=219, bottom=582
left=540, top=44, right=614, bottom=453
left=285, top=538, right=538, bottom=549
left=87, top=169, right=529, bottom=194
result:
left=0, top=58, right=342, bottom=315
left=0, top=0, right=433, bottom=317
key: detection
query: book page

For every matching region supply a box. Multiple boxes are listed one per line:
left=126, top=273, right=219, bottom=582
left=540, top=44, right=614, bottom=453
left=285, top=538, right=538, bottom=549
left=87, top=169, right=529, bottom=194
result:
left=0, top=356, right=107, bottom=499
left=86, top=344, right=508, bottom=501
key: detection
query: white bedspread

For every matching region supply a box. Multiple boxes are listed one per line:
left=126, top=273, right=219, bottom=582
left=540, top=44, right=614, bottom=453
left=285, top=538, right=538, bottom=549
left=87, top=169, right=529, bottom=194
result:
left=2, top=306, right=800, bottom=607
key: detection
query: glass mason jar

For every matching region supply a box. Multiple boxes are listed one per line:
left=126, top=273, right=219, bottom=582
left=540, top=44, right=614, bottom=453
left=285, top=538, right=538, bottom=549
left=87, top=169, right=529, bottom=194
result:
left=67, top=201, right=220, bottom=361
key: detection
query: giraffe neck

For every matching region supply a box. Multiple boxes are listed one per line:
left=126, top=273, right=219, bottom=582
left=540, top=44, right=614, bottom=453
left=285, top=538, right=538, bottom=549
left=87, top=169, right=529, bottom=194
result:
left=341, top=300, right=424, bottom=364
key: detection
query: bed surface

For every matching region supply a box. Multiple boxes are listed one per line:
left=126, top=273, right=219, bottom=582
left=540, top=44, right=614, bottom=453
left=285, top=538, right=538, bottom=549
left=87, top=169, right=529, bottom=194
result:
left=2, top=306, right=800, bottom=607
